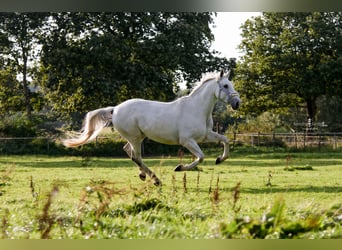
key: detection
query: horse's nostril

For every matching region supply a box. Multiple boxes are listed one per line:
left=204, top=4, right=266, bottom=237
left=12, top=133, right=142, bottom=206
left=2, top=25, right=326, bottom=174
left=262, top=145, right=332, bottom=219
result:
left=232, top=101, right=240, bottom=110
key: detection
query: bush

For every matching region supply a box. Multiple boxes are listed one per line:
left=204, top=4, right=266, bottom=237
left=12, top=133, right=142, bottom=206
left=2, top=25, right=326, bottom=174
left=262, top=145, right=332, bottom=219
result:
left=0, top=113, right=38, bottom=137
left=234, top=112, right=289, bottom=134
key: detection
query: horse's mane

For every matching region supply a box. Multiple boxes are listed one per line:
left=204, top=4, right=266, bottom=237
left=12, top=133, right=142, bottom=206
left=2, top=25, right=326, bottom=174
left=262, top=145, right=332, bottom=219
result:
left=188, top=73, right=218, bottom=96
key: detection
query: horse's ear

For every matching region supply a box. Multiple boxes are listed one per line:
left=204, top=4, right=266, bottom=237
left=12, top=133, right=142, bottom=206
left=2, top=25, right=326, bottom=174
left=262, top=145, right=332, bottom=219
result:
left=220, top=69, right=224, bottom=78
left=226, top=69, right=231, bottom=79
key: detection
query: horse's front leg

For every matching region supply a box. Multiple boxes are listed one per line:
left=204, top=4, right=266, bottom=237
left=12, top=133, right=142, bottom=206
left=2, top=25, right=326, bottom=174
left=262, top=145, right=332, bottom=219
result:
left=205, top=131, right=229, bottom=164
left=175, top=138, right=204, bottom=171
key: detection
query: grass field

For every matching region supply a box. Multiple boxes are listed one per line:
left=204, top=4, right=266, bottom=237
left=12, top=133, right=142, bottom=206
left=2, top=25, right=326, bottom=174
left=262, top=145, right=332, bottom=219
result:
left=0, top=151, right=341, bottom=239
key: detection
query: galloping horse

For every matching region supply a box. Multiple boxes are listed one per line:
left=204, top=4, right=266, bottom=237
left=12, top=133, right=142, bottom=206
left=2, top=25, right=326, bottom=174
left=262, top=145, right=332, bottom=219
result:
left=63, top=70, right=241, bottom=186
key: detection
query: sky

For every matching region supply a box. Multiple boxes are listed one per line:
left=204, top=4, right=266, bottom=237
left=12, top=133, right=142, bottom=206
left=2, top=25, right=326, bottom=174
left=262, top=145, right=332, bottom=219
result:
left=178, top=12, right=260, bottom=88
left=210, top=12, right=261, bottom=60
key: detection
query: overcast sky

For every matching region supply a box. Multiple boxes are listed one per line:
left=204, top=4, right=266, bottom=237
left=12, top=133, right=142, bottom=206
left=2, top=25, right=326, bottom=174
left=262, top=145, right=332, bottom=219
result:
left=210, top=12, right=261, bottom=60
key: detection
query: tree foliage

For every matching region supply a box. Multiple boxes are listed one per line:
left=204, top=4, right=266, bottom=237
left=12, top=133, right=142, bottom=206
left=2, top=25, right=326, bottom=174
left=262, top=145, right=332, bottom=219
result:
left=36, top=12, right=229, bottom=120
left=0, top=12, right=48, bottom=118
left=0, top=67, right=23, bottom=115
left=0, top=12, right=230, bottom=126
left=236, top=12, right=342, bottom=121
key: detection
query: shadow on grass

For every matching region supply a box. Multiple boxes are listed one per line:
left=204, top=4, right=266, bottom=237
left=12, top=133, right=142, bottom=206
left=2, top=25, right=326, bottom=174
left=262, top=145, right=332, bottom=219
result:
left=225, top=158, right=342, bottom=168
left=185, top=185, right=342, bottom=195
left=0, top=158, right=133, bottom=169
left=242, top=185, right=342, bottom=194
left=0, top=157, right=182, bottom=169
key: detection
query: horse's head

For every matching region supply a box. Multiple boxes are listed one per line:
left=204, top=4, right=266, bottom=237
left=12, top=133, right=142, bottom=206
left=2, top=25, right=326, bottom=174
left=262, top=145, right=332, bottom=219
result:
left=216, top=70, right=241, bottom=110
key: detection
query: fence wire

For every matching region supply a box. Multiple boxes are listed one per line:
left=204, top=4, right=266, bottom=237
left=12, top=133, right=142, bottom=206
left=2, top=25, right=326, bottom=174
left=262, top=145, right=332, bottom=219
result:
left=1, top=132, right=342, bottom=155
left=229, top=132, right=342, bottom=151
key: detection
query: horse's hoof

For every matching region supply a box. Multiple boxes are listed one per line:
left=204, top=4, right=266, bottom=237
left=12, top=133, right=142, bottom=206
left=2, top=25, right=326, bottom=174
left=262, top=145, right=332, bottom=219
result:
left=153, top=179, right=162, bottom=186
left=174, top=164, right=184, bottom=171
left=215, top=157, right=222, bottom=165
left=139, top=172, right=146, bottom=181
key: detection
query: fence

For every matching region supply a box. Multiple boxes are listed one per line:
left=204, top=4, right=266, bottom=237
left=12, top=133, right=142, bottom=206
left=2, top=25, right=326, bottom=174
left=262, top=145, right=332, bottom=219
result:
left=1, top=132, right=342, bottom=156
left=229, top=132, right=342, bottom=152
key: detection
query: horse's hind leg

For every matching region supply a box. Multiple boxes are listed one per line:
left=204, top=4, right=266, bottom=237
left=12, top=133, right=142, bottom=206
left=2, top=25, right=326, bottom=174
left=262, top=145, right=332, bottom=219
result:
left=123, top=142, right=146, bottom=181
left=124, top=141, right=161, bottom=186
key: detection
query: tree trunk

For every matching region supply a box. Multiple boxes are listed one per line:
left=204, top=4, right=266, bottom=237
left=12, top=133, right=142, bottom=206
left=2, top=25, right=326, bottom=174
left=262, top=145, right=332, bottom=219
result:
left=306, top=97, right=317, bottom=122
left=22, top=52, right=32, bottom=119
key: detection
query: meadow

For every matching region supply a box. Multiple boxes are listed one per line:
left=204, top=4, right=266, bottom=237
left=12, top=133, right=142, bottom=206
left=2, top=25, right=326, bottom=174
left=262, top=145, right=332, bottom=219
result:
left=0, top=151, right=341, bottom=239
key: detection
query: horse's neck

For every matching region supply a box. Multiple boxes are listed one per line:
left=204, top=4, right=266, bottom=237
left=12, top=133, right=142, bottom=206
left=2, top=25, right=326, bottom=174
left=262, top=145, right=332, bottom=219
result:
left=187, top=81, right=217, bottom=118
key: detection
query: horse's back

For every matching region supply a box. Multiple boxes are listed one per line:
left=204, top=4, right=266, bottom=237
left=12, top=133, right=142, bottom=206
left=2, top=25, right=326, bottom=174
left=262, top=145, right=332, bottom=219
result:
left=114, top=98, right=173, bottom=117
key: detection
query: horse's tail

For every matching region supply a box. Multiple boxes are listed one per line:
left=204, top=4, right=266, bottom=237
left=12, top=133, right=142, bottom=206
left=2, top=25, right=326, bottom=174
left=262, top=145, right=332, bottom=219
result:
left=63, top=106, right=114, bottom=148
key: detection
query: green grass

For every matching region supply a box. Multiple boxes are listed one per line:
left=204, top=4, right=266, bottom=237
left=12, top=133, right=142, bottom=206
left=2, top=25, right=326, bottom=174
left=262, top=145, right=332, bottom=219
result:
left=0, top=152, right=341, bottom=239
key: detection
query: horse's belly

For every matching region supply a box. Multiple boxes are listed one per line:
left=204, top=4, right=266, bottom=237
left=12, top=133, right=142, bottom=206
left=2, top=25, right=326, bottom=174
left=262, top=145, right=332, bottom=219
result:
left=143, top=127, right=179, bottom=145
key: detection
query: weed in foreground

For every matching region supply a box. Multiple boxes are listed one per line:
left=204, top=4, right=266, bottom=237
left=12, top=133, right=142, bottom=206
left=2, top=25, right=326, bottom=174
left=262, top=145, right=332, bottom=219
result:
left=196, top=171, right=200, bottom=192
left=212, top=175, right=220, bottom=205
left=30, top=176, right=39, bottom=203
left=38, top=185, right=59, bottom=239
left=0, top=166, right=14, bottom=196
left=77, top=179, right=125, bottom=220
left=183, top=172, right=187, bottom=194
left=266, top=171, right=273, bottom=187
left=231, top=182, right=241, bottom=215
left=1, top=208, right=9, bottom=239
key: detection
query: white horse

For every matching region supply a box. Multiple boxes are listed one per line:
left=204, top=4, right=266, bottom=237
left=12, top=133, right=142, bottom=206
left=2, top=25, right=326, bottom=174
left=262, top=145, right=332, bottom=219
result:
left=63, top=70, right=241, bottom=186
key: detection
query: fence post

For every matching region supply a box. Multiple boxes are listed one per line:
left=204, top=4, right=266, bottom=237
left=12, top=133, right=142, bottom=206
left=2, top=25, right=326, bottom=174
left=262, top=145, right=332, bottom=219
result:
left=303, top=131, right=306, bottom=149
left=273, top=132, right=275, bottom=151
left=232, top=132, right=236, bottom=151
left=47, top=138, right=50, bottom=155
left=251, top=134, right=254, bottom=153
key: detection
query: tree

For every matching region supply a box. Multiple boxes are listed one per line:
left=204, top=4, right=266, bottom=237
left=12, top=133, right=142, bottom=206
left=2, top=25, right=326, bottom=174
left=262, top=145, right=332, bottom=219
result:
left=0, top=12, right=48, bottom=119
left=37, top=12, right=230, bottom=121
left=236, top=12, right=342, bottom=122
left=0, top=67, right=23, bottom=116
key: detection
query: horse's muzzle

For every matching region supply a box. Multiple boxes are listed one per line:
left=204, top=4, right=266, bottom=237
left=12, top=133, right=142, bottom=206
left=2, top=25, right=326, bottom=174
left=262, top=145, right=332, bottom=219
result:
left=231, top=97, right=241, bottom=110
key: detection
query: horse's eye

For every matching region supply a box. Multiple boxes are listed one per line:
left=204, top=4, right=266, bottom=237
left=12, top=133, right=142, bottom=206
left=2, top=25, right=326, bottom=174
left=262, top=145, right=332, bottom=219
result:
left=223, top=85, right=228, bottom=89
